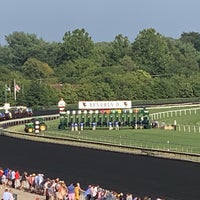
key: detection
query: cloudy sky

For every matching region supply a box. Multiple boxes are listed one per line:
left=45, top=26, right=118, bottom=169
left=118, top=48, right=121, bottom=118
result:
left=1, top=0, right=200, bottom=45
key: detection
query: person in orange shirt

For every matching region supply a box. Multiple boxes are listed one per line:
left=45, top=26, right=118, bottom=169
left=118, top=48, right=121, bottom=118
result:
left=74, top=182, right=84, bottom=200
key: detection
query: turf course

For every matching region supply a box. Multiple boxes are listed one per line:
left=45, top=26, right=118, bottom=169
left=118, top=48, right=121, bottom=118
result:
left=10, top=105, right=200, bottom=154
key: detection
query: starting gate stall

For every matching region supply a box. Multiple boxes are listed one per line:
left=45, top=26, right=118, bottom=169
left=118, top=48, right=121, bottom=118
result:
left=58, top=113, right=67, bottom=129
left=97, top=110, right=103, bottom=127
left=58, top=100, right=151, bottom=130
left=58, top=109, right=151, bottom=130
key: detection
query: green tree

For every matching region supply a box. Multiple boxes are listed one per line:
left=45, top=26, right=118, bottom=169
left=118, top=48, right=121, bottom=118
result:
left=76, top=83, right=96, bottom=101
left=94, top=42, right=115, bottom=66
left=0, top=46, right=13, bottom=65
left=24, top=81, right=58, bottom=108
left=61, top=29, right=94, bottom=61
left=170, top=75, right=194, bottom=98
left=92, top=82, right=115, bottom=100
left=180, top=32, right=200, bottom=51
left=110, top=34, right=131, bottom=64
left=55, top=58, right=97, bottom=84
left=131, top=28, right=172, bottom=75
left=119, top=55, right=139, bottom=72
left=22, top=58, right=54, bottom=79
left=153, top=77, right=177, bottom=99
left=166, top=39, right=199, bottom=75
left=59, top=83, right=78, bottom=104
left=4, top=31, right=61, bottom=69
left=189, top=74, right=200, bottom=97
left=5, top=32, right=46, bottom=66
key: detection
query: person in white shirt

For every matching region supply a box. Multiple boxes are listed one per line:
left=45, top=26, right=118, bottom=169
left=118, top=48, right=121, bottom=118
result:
left=2, top=188, right=14, bottom=200
left=11, top=170, right=15, bottom=188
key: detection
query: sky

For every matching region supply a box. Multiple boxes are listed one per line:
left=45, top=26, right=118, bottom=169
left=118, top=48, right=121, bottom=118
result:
left=1, top=0, right=200, bottom=45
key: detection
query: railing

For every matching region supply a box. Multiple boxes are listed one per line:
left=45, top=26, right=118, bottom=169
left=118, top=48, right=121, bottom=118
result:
left=150, top=107, right=200, bottom=133
left=150, top=107, right=200, bottom=120
left=0, top=114, right=59, bottom=128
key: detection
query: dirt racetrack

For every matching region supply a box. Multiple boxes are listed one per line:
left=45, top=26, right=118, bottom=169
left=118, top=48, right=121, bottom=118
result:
left=0, top=135, right=200, bottom=200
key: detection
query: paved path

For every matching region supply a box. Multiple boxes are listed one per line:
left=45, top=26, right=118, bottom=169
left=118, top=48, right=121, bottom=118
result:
left=0, top=186, right=45, bottom=200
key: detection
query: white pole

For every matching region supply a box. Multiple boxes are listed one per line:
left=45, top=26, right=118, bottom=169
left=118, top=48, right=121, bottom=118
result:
left=5, top=84, right=7, bottom=103
left=188, top=125, right=191, bottom=133
left=14, top=79, right=16, bottom=101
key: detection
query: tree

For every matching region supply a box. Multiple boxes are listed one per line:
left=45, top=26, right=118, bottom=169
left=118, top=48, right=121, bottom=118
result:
left=166, top=38, right=199, bottom=75
left=4, top=31, right=61, bottom=69
left=180, top=32, right=200, bottom=51
left=119, top=55, right=139, bottom=72
left=5, top=32, right=46, bottom=66
left=131, top=28, right=172, bottom=75
left=189, top=74, right=200, bottom=97
left=24, top=81, right=58, bottom=108
left=76, top=83, right=96, bottom=101
left=59, top=83, right=78, bottom=104
left=55, top=58, right=98, bottom=84
left=110, top=34, right=131, bottom=64
left=0, top=46, right=13, bottom=65
left=22, top=58, right=54, bottom=79
left=165, top=75, right=194, bottom=98
left=153, top=77, right=177, bottom=99
left=61, top=29, right=94, bottom=61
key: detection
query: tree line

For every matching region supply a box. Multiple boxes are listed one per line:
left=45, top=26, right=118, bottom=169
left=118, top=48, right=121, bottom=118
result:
left=0, top=28, right=199, bottom=109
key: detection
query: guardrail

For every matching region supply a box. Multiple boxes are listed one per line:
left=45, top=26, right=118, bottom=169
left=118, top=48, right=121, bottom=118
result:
left=150, top=107, right=200, bottom=120
left=150, top=107, right=200, bottom=133
left=0, top=114, right=59, bottom=128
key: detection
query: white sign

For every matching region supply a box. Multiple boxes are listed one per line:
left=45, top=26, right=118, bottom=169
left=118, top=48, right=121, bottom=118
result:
left=79, top=101, right=132, bottom=110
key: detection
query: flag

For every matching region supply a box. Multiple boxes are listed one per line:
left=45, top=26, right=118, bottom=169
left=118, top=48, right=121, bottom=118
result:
left=14, top=79, right=20, bottom=100
left=15, top=84, right=21, bottom=93
left=5, top=84, right=11, bottom=92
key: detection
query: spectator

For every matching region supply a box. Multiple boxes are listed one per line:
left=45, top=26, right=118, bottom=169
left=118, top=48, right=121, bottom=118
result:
left=3, top=168, right=9, bottom=178
left=68, top=183, right=75, bottom=200
left=2, top=188, right=14, bottom=200
left=75, top=182, right=84, bottom=200
left=1, top=174, right=8, bottom=187
left=46, top=181, right=55, bottom=200
left=10, top=170, right=15, bottom=188
left=20, top=171, right=29, bottom=191
left=126, top=193, right=133, bottom=200
left=84, top=185, right=92, bottom=200
left=14, top=170, right=20, bottom=189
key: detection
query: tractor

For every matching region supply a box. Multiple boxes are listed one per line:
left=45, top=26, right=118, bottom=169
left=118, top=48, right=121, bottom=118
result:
left=24, top=117, right=47, bottom=133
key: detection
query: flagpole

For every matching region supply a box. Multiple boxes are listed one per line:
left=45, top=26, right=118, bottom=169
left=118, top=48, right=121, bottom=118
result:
left=5, top=84, right=7, bottom=103
left=14, top=79, right=16, bottom=101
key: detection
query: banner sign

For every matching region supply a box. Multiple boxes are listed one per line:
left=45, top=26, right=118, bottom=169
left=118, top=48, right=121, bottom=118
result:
left=78, top=101, right=132, bottom=110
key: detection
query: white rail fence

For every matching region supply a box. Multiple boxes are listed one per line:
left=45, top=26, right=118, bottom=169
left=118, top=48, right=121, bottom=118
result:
left=150, top=107, right=200, bottom=133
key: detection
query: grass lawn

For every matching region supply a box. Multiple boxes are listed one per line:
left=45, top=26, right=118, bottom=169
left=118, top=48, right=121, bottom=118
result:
left=9, top=105, right=200, bottom=154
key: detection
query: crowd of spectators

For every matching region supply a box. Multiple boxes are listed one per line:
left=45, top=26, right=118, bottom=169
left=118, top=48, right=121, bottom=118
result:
left=0, top=167, right=166, bottom=200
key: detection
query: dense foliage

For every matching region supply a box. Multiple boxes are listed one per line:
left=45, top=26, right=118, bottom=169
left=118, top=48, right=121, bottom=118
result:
left=0, top=28, right=199, bottom=108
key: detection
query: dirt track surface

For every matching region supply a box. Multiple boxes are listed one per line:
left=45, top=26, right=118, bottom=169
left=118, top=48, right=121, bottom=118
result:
left=1, top=135, right=200, bottom=200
